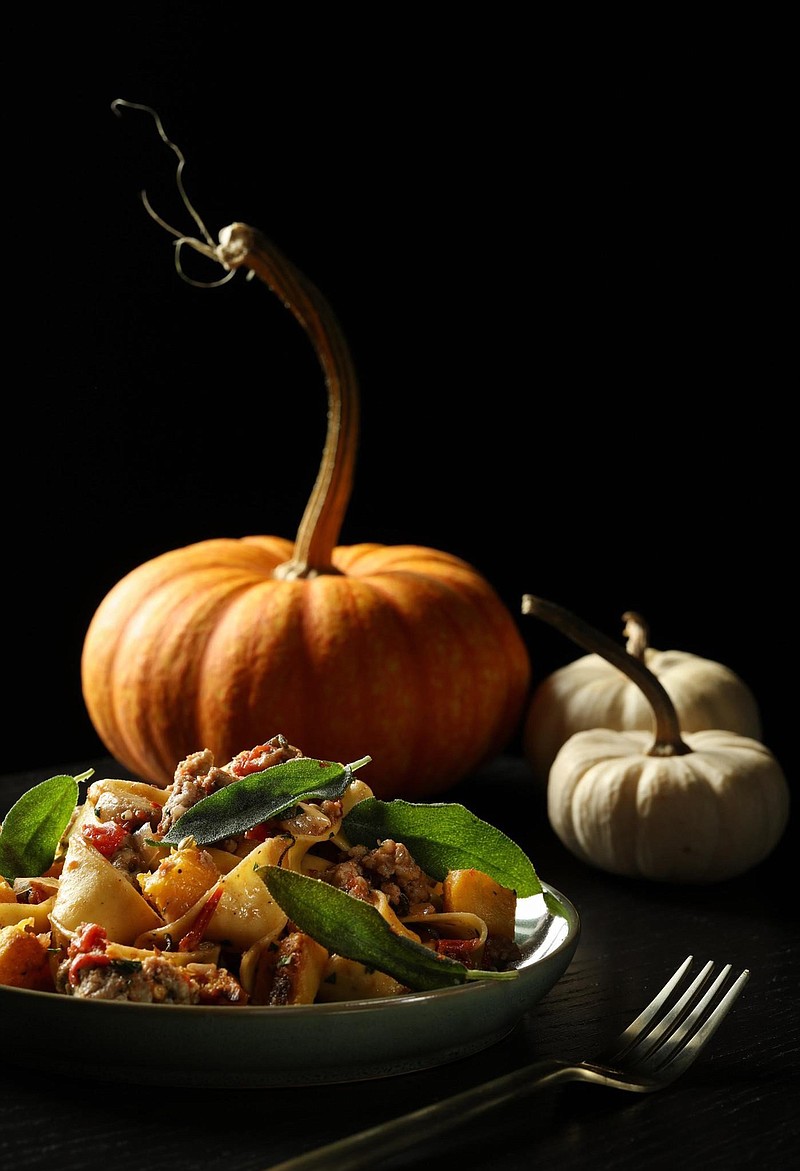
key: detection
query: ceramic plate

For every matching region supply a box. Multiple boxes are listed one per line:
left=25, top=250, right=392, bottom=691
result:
left=1, top=882, right=579, bottom=1086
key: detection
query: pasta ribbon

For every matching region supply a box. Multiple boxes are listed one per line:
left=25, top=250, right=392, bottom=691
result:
left=53, top=833, right=164, bottom=945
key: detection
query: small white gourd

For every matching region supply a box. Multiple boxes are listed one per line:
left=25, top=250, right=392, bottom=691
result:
left=522, top=595, right=790, bottom=884
left=523, top=609, right=762, bottom=785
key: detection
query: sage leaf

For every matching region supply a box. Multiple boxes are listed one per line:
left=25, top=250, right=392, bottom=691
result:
left=342, top=798, right=541, bottom=898
left=259, top=866, right=469, bottom=991
left=0, top=774, right=79, bottom=881
left=544, top=890, right=569, bottom=921
left=161, top=757, right=369, bottom=846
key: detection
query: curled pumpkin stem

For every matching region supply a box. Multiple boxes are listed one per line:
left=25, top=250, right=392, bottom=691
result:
left=111, top=99, right=356, bottom=581
left=521, top=595, right=692, bottom=758
left=621, top=610, right=649, bottom=660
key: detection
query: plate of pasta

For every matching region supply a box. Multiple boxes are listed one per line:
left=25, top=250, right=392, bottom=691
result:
left=0, top=737, right=580, bottom=1086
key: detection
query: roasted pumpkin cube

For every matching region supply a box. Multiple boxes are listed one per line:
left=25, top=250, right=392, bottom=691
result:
left=442, top=868, right=517, bottom=939
left=138, top=844, right=220, bottom=921
left=0, top=921, right=54, bottom=991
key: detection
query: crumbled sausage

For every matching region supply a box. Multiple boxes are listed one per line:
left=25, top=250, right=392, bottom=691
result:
left=91, top=792, right=162, bottom=831
left=79, top=821, right=153, bottom=887
left=107, top=843, right=146, bottom=882
left=482, top=935, right=523, bottom=971
left=57, top=954, right=200, bottom=1003
left=186, top=963, right=250, bottom=1005
left=157, top=750, right=234, bottom=837
left=320, top=858, right=372, bottom=902
left=55, top=950, right=249, bottom=1004
left=157, top=737, right=304, bottom=839
left=323, top=840, right=438, bottom=916
left=227, top=734, right=304, bottom=778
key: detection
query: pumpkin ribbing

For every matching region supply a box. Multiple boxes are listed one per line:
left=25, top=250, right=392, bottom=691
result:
left=84, top=538, right=529, bottom=794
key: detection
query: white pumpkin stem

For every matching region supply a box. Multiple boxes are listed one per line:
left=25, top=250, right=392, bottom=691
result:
left=217, top=222, right=358, bottom=580
left=521, top=595, right=692, bottom=757
left=621, top=610, right=649, bottom=659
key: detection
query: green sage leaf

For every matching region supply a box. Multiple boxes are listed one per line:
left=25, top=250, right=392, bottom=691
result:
left=544, top=890, right=569, bottom=920
left=0, top=774, right=79, bottom=881
left=259, top=866, right=469, bottom=991
left=160, top=757, right=370, bottom=846
left=342, top=798, right=541, bottom=898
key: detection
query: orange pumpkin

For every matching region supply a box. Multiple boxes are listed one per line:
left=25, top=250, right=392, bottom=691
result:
left=82, top=221, right=530, bottom=797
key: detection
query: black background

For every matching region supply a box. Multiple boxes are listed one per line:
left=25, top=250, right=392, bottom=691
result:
left=4, top=8, right=793, bottom=800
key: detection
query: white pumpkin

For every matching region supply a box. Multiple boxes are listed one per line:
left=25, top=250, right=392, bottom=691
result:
left=523, top=610, right=762, bottom=785
left=522, top=596, right=790, bottom=884
left=548, top=727, right=789, bottom=882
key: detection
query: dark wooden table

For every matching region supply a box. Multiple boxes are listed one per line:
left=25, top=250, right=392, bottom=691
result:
left=1, top=754, right=797, bottom=1171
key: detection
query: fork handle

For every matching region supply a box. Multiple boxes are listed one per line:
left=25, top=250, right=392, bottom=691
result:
left=264, top=1059, right=572, bottom=1170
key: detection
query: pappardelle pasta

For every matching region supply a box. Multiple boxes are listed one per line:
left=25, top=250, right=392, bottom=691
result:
left=0, top=736, right=538, bottom=1006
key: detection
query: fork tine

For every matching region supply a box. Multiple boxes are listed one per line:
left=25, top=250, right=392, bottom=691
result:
left=626, top=959, right=719, bottom=1061
left=603, top=955, right=695, bottom=1061
left=646, top=967, right=750, bottom=1080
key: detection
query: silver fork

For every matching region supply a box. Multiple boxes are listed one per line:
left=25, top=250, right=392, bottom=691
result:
left=263, top=956, right=749, bottom=1171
